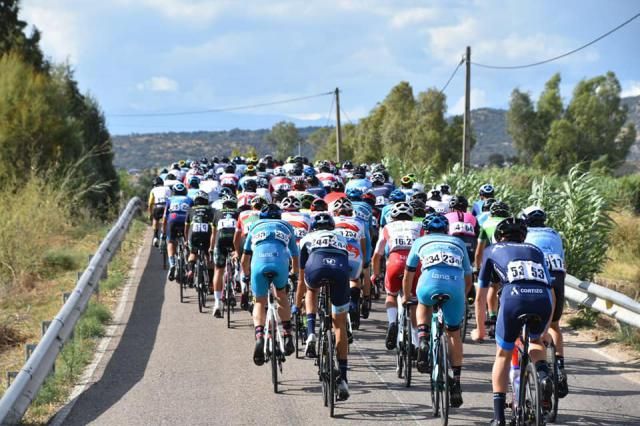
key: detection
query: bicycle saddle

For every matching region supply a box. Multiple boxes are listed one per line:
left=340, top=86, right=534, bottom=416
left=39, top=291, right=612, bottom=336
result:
left=431, top=293, right=450, bottom=303
left=517, top=313, right=542, bottom=326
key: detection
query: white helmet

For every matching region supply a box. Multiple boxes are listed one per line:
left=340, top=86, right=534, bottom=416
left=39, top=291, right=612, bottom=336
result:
left=390, top=202, right=414, bottom=220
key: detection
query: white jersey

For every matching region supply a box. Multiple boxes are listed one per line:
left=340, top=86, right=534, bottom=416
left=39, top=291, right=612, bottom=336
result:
left=200, top=180, right=219, bottom=202
left=163, top=179, right=181, bottom=190
left=256, top=188, right=272, bottom=203
left=150, top=186, right=171, bottom=205
left=441, top=194, right=453, bottom=206
left=426, top=200, right=450, bottom=214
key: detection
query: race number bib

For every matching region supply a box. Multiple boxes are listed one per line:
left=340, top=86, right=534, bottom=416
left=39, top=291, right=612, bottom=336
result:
left=507, top=260, right=547, bottom=283
left=354, top=209, right=369, bottom=220
left=424, top=251, right=463, bottom=268
left=339, top=229, right=358, bottom=240
left=276, top=183, right=291, bottom=192
left=311, top=236, right=347, bottom=251
left=170, top=202, right=190, bottom=212
left=253, top=231, right=268, bottom=243
left=392, top=232, right=415, bottom=249
left=191, top=223, right=209, bottom=233
left=546, top=254, right=565, bottom=272
left=376, top=196, right=386, bottom=206
left=155, top=195, right=167, bottom=204
left=218, top=218, right=236, bottom=229
left=450, top=221, right=474, bottom=235
left=294, top=228, right=307, bottom=238
left=221, top=178, right=236, bottom=186
left=274, top=230, right=290, bottom=245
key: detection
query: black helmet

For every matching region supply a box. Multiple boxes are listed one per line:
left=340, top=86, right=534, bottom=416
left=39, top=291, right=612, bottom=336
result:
left=224, top=164, right=235, bottom=174
left=260, top=203, right=282, bottom=220
left=331, top=180, right=345, bottom=193
left=411, top=191, right=427, bottom=203
left=482, top=198, right=496, bottom=212
left=428, top=189, right=441, bottom=201
left=194, top=190, right=209, bottom=205
left=449, top=195, right=469, bottom=212
left=250, top=196, right=267, bottom=210
left=310, top=198, right=328, bottom=212
left=342, top=160, right=354, bottom=170
left=243, top=179, right=257, bottom=192
left=490, top=201, right=510, bottom=217
left=173, top=183, right=187, bottom=196
left=494, top=217, right=527, bottom=242
left=410, top=199, right=427, bottom=217
left=153, top=177, right=164, bottom=186
left=311, top=212, right=335, bottom=231
left=272, top=188, right=289, bottom=203
left=521, top=206, right=547, bottom=227
left=437, top=183, right=451, bottom=195
left=166, top=172, right=177, bottom=181
left=221, top=194, right=237, bottom=209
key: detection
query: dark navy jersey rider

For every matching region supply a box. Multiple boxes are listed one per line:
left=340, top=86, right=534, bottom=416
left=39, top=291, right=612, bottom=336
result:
left=478, top=242, right=553, bottom=350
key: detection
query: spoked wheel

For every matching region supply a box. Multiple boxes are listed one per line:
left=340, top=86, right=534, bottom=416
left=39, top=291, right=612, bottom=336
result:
left=546, top=343, right=559, bottom=423
left=430, top=338, right=440, bottom=418
left=403, top=313, right=412, bottom=387
left=439, top=333, right=450, bottom=425
left=325, top=329, right=336, bottom=417
left=293, top=312, right=300, bottom=358
left=225, top=284, right=232, bottom=328
left=161, top=242, right=167, bottom=270
left=197, top=264, right=205, bottom=313
left=270, top=319, right=278, bottom=394
left=178, top=259, right=185, bottom=303
left=396, top=340, right=404, bottom=379
left=521, top=362, right=542, bottom=426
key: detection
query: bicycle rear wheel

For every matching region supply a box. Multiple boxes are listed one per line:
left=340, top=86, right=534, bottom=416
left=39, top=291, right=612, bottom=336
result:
left=178, top=255, right=185, bottom=303
left=270, top=316, right=278, bottom=393
left=439, top=333, right=450, bottom=425
left=461, top=302, right=469, bottom=343
left=161, top=241, right=167, bottom=270
left=430, top=334, right=440, bottom=417
left=403, top=310, right=412, bottom=387
left=196, top=262, right=205, bottom=313
left=521, top=361, right=542, bottom=426
left=326, top=328, right=335, bottom=417
left=546, top=342, right=559, bottom=423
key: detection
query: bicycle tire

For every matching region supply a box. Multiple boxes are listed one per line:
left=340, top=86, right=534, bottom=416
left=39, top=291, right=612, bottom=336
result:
left=461, top=302, right=469, bottom=343
left=293, top=311, right=300, bottom=358
left=396, top=335, right=404, bottom=379
left=270, top=316, right=278, bottom=393
left=225, top=259, right=233, bottom=328
left=196, top=262, right=205, bottom=313
left=326, top=328, right=335, bottom=418
left=520, top=360, right=542, bottom=426
left=403, top=310, right=412, bottom=387
left=440, top=332, right=450, bottom=426
left=178, top=253, right=185, bottom=303
left=320, top=332, right=328, bottom=405
left=161, top=242, right=167, bottom=270
left=546, top=342, right=559, bottom=423
left=430, top=332, right=440, bottom=417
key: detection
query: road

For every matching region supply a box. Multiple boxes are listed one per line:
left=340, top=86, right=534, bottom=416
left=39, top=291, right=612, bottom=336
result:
left=57, top=233, right=640, bottom=425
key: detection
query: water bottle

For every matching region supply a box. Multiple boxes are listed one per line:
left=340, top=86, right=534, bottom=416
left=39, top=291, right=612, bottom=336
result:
left=510, top=365, right=521, bottom=406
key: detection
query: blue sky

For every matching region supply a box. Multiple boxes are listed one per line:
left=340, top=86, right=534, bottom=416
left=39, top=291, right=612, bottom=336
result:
left=21, top=0, right=640, bottom=135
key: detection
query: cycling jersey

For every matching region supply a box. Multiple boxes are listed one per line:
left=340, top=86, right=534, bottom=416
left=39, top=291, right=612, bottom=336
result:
left=212, top=208, right=239, bottom=267
left=219, top=173, right=239, bottom=188
left=316, top=172, right=338, bottom=188
left=333, top=215, right=366, bottom=280
left=478, top=242, right=553, bottom=350
left=187, top=188, right=200, bottom=201
left=399, top=187, right=416, bottom=198
left=324, top=191, right=347, bottom=206
left=269, top=176, right=292, bottom=193
left=406, top=234, right=472, bottom=328
left=149, top=186, right=171, bottom=219
left=163, top=178, right=181, bottom=190
left=164, top=195, right=193, bottom=241
left=256, top=188, right=272, bottom=203
left=478, top=215, right=508, bottom=245
left=243, top=219, right=299, bottom=297
left=445, top=211, right=479, bottom=262
left=238, top=175, right=258, bottom=191
left=345, top=178, right=372, bottom=193
left=368, top=186, right=391, bottom=207
left=281, top=211, right=312, bottom=242
left=306, top=185, right=326, bottom=198
left=299, top=230, right=350, bottom=313
left=375, top=220, right=423, bottom=295
left=426, top=199, right=450, bottom=214
left=238, top=191, right=258, bottom=208
left=471, top=199, right=484, bottom=217
left=186, top=205, right=214, bottom=253
left=352, top=201, right=373, bottom=263
left=236, top=210, right=260, bottom=237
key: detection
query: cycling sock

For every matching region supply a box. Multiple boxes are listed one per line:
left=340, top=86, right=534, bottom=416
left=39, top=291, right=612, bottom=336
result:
left=306, top=313, right=316, bottom=337
left=387, top=307, right=398, bottom=324
left=349, top=287, right=361, bottom=310
left=255, top=325, right=264, bottom=339
left=452, top=366, right=462, bottom=382
left=153, top=229, right=158, bottom=238
left=214, top=291, right=222, bottom=301
left=489, top=312, right=497, bottom=321
left=535, top=360, right=549, bottom=377
left=417, top=324, right=430, bottom=339
left=282, top=320, right=292, bottom=335
left=169, top=256, right=176, bottom=267
left=493, top=392, right=506, bottom=422
left=338, top=358, right=348, bottom=382
left=557, top=355, right=565, bottom=369
left=188, top=260, right=195, bottom=270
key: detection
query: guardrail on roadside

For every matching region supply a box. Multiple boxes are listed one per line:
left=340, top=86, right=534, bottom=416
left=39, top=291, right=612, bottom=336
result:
left=0, top=197, right=141, bottom=425
left=565, top=274, right=640, bottom=329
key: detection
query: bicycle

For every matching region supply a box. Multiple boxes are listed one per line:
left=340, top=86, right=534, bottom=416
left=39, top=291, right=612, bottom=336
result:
left=160, top=234, right=168, bottom=270
left=315, top=278, right=339, bottom=417
left=222, top=249, right=236, bottom=328
left=430, top=294, right=452, bottom=425
left=263, top=273, right=286, bottom=394
left=194, top=248, right=210, bottom=313
left=176, top=236, right=188, bottom=303
left=545, top=339, right=560, bottom=423
left=508, top=313, right=544, bottom=426
left=287, top=277, right=306, bottom=358
left=396, top=299, right=417, bottom=387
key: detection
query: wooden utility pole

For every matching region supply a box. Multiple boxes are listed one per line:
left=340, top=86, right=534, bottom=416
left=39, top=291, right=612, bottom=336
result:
left=335, top=87, right=342, bottom=163
left=462, top=46, right=471, bottom=173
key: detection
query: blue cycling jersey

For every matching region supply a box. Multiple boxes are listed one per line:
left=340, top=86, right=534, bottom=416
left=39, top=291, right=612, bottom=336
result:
left=379, top=204, right=394, bottom=227
left=243, top=219, right=300, bottom=257
left=472, top=200, right=484, bottom=216
left=187, top=188, right=199, bottom=200
left=164, top=195, right=193, bottom=222
left=307, top=185, right=326, bottom=198
left=476, top=211, right=490, bottom=227
left=478, top=242, right=552, bottom=289
left=524, top=227, right=566, bottom=273
left=406, top=234, right=473, bottom=277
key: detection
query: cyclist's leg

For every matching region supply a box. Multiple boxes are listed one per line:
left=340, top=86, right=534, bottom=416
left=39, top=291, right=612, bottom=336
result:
left=250, top=262, right=269, bottom=365
left=548, top=272, right=565, bottom=356
left=348, top=258, right=362, bottom=311
left=212, top=242, right=226, bottom=303
left=415, top=276, right=435, bottom=372
left=383, top=253, right=403, bottom=349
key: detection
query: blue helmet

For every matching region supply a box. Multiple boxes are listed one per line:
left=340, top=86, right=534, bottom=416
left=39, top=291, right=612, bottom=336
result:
left=303, top=167, right=316, bottom=177
left=188, top=176, right=201, bottom=188
left=422, top=213, right=449, bottom=234
left=311, top=212, right=335, bottom=231
left=346, top=188, right=363, bottom=201
left=389, top=189, right=406, bottom=203
left=260, top=203, right=282, bottom=220
left=173, top=183, right=187, bottom=195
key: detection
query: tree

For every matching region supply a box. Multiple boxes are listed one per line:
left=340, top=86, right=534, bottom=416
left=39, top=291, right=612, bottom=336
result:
left=537, top=73, right=563, bottom=139
left=354, top=103, right=386, bottom=163
left=506, top=89, right=544, bottom=163
left=0, top=0, right=46, bottom=70
left=380, top=82, right=415, bottom=160
left=266, top=121, right=299, bottom=161
left=410, top=89, right=449, bottom=171
left=545, top=119, right=579, bottom=174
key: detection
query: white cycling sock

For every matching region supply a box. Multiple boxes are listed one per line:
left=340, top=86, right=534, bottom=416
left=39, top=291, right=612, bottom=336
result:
left=214, top=291, right=222, bottom=302
left=387, top=307, right=398, bottom=324
left=412, top=328, right=419, bottom=346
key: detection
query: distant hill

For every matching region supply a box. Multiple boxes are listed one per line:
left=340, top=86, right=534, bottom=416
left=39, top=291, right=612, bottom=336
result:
left=112, top=96, right=640, bottom=170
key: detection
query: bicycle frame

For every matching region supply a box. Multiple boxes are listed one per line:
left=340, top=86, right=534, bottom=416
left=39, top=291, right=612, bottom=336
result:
left=264, top=282, right=285, bottom=360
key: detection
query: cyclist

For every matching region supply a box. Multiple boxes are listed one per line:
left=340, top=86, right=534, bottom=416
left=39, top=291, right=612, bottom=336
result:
left=241, top=204, right=300, bottom=365
left=211, top=194, right=240, bottom=318
left=398, top=175, right=416, bottom=197
left=162, top=183, right=193, bottom=281
left=309, top=198, right=328, bottom=216
left=219, top=164, right=239, bottom=189
left=402, top=213, right=472, bottom=408
left=238, top=164, right=258, bottom=191
left=148, top=177, right=170, bottom=247
left=368, top=172, right=391, bottom=206
left=445, top=195, right=479, bottom=265
left=476, top=218, right=554, bottom=426
left=522, top=206, right=568, bottom=398
left=410, top=199, right=429, bottom=224
left=345, top=166, right=372, bottom=193
left=186, top=176, right=201, bottom=199
left=238, top=179, right=259, bottom=208
left=380, top=189, right=406, bottom=227
left=371, top=202, right=423, bottom=350
left=297, top=213, right=351, bottom=400
left=280, top=196, right=312, bottom=243
left=426, top=189, right=449, bottom=214
left=255, top=177, right=272, bottom=203
left=324, top=180, right=347, bottom=205
left=269, top=167, right=291, bottom=193
left=437, top=183, right=453, bottom=206
left=316, top=161, right=339, bottom=190
left=304, top=169, right=326, bottom=198
left=288, top=177, right=309, bottom=200
left=477, top=197, right=496, bottom=227
left=473, top=201, right=510, bottom=341
left=163, top=172, right=181, bottom=190
left=472, top=183, right=495, bottom=217
left=184, top=191, right=215, bottom=286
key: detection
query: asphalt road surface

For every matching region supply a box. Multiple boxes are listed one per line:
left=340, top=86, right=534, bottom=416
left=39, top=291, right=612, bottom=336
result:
left=58, top=233, right=640, bottom=425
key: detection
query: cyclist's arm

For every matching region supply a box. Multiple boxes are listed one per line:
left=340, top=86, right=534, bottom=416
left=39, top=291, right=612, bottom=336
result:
left=402, top=245, right=419, bottom=303
left=475, top=240, right=486, bottom=270
left=371, top=235, right=386, bottom=276
left=241, top=233, right=253, bottom=276
left=233, top=228, right=242, bottom=255
left=148, top=192, right=155, bottom=216
left=475, top=252, right=494, bottom=337
left=360, top=237, right=367, bottom=265
left=209, top=222, right=216, bottom=249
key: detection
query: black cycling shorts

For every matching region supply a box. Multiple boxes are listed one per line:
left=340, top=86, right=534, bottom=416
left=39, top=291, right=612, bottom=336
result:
left=189, top=232, right=211, bottom=254
left=213, top=239, right=234, bottom=268
left=152, top=205, right=165, bottom=221
left=550, top=271, right=566, bottom=322
left=304, top=251, right=350, bottom=314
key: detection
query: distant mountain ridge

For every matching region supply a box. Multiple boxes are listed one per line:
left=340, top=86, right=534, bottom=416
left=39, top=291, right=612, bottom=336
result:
left=112, top=96, right=640, bottom=170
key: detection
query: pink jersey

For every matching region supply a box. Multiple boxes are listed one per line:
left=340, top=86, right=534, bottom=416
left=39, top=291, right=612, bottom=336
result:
left=445, top=211, right=477, bottom=237
left=375, top=220, right=423, bottom=255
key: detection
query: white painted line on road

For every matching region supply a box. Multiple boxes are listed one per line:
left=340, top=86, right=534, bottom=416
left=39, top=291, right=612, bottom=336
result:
left=351, top=339, right=422, bottom=425
left=50, top=230, right=150, bottom=426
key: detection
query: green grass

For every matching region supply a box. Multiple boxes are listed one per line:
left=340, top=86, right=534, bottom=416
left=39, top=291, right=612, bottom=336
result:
left=598, top=211, right=640, bottom=300
left=567, top=305, right=600, bottom=329
left=615, top=324, right=640, bottom=352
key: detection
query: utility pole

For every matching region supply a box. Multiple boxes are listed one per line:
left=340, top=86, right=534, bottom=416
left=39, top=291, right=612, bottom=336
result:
left=335, top=87, right=342, bottom=164
left=298, top=138, right=302, bottom=157
left=462, top=46, right=471, bottom=174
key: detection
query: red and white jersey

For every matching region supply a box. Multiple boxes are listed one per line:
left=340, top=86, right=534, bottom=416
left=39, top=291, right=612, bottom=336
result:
left=269, top=176, right=292, bottom=193
left=238, top=191, right=258, bottom=208
left=219, top=173, right=239, bottom=188
left=375, top=220, right=423, bottom=255
left=316, top=172, right=338, bottom=187
left=445, top=211, right=477, bottom=237
left=236, top=210, right=260, bottom=237
left=281, top=211, right=312, bottom=241
left=333, top=215, right=366, bottom=260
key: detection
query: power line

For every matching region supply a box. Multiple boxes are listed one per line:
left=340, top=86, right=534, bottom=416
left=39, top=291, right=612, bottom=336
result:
left=108, top=91, right=334, bottom=117
left=324, top=94, right=335, bottom=128
left=340, top=105, right=354, bottom=126
left=440, top=57, right=465, bottom=93
left=472, top=11, right=640, bottom=69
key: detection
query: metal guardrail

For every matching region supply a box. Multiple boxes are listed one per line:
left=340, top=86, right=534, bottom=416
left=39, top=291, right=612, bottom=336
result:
left=0, top=197, right=141, bottom=425
left=565, top=274, right=640, bottom=329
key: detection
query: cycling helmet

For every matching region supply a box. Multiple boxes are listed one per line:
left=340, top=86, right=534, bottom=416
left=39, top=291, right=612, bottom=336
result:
left=245, top=164, right=257, bottom=175
left=160, top=168, right=169, bottom=174
left=422, top=213, right=449, bottom=234
left=410, top=199, right=427, bottom=217
left=221, top=193, right=237, bottom=208
left=303, top=167, right=316, bottom=177
left=173, top=183, right=187, bottom=195
left=490, top=201, right=510, bottom=217
left=389, top=189, right=406, bottom=203
left=353, top=166, right=366, bottom=179
left=233, top=156, right=243, bottom=164
left=494, top=217, right=527, bottom=242
left=243, top=179, right=257, bottom=192
left=300, top=193, right=316, bottom=209
left=286, top=156, right=294, bottom=164
left=400, top=175, right=415, bottom=187
left=188, top=176, right=200, bottom=188
left=274, top=166, right=286, bottom=177
left=390, top=201, right=414, bottom=221
left=292, top=177, right=306, bottom=191
left=330, top=197, right=353, bottom=215
left=311, top=212, right=335, bottom=231
left=449, top=195, right=469, bottom=212
left=272, top=188, right=289, bottom=203
left=371, top=172, right=385, bottom=185
left=190, top=161, right=199, bottom=169
left=437, top=183, right=451, bottom=195
left=482, top=198, right=496, bottom=212
left=221, top=157, right=230, bottom=164
left=280, top=196, right=301, bottom=211
left=479, top=184, right=495, bottom=197
left=362, top=192, right=376, bottom=208
left=342, top=160, right=354, bottom=170
left=521, top=206, right=546, bottom=227
left=200, top=157, right=209, bottom=165
left=411, top=191, right=427, bottom=203
left=218, top=186, right=233, bottom=197
left=346, top=188, right=363, bottom=201
left=250, top=196, right=267, bottom=210
left=166, top=172, right=177, bottom=181
left=310, top=198, right=328, bottom=212
left=247, top=156, right=258, bottom=165
left=177, top=160, right=186, bottom=168
left=428, top=189, right=442, bottom=201
left=153, top=177, right=164, bottom=186
left=331, top=180, right=345, bottom=193
left=194, top=190, right=209, bottom=205
left=257, top=177, right=269, bottom=188
left=424, top=205, right=436, bottom=215
left=260, top=203, right=282, bottom=219
left=224, top=164, right=235, bottom=174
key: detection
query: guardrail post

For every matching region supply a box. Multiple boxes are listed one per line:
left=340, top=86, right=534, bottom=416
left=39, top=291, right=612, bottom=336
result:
left=41, top=321, right=52, bottom=337
left=6, top=372, right=17, bottom=387
left=25, top=344, right=37, bottom=362
left=63, top=292, right=71, bottom=303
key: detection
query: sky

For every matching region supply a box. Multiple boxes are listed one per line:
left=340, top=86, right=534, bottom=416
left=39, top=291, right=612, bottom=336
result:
left=20, top=0, right=640, bottom=135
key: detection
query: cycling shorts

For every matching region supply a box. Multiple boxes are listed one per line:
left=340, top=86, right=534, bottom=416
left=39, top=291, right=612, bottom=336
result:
left=416, top=269, right=466, bottom=329
left=496, top=284, right=552, bottom=351
left=348, top=258, right=362, bottom=281
left=213, top=240, right=234, bottom=268
left=304, top=251, right=350, bottom=314
left=189, top=231, right=211, bottom=254
left=550, top=271, right=566, bottom=322
left=250, top=244, right=289, bottom=298
left=152, top=205, right=165, bottom=221
left=384, top=251, right=418, bottom=297
left=166, top=220, right=185, bottom=242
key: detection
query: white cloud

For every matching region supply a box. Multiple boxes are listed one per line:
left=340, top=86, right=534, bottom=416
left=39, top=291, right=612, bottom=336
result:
left=450, top=88, right=488, bottom=115
left=390, top=7, right=439, bottom=29
left=287, top=112, right=325, bottom=121
left=168, top=33, right=254, bottom=62
left=621, top=81, right=640, bottom=98
left=21, top=3, right=81, bottom=62
left=116, top=0, right=230, bottom=23
left=137, top=76, right=179, bottom=92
